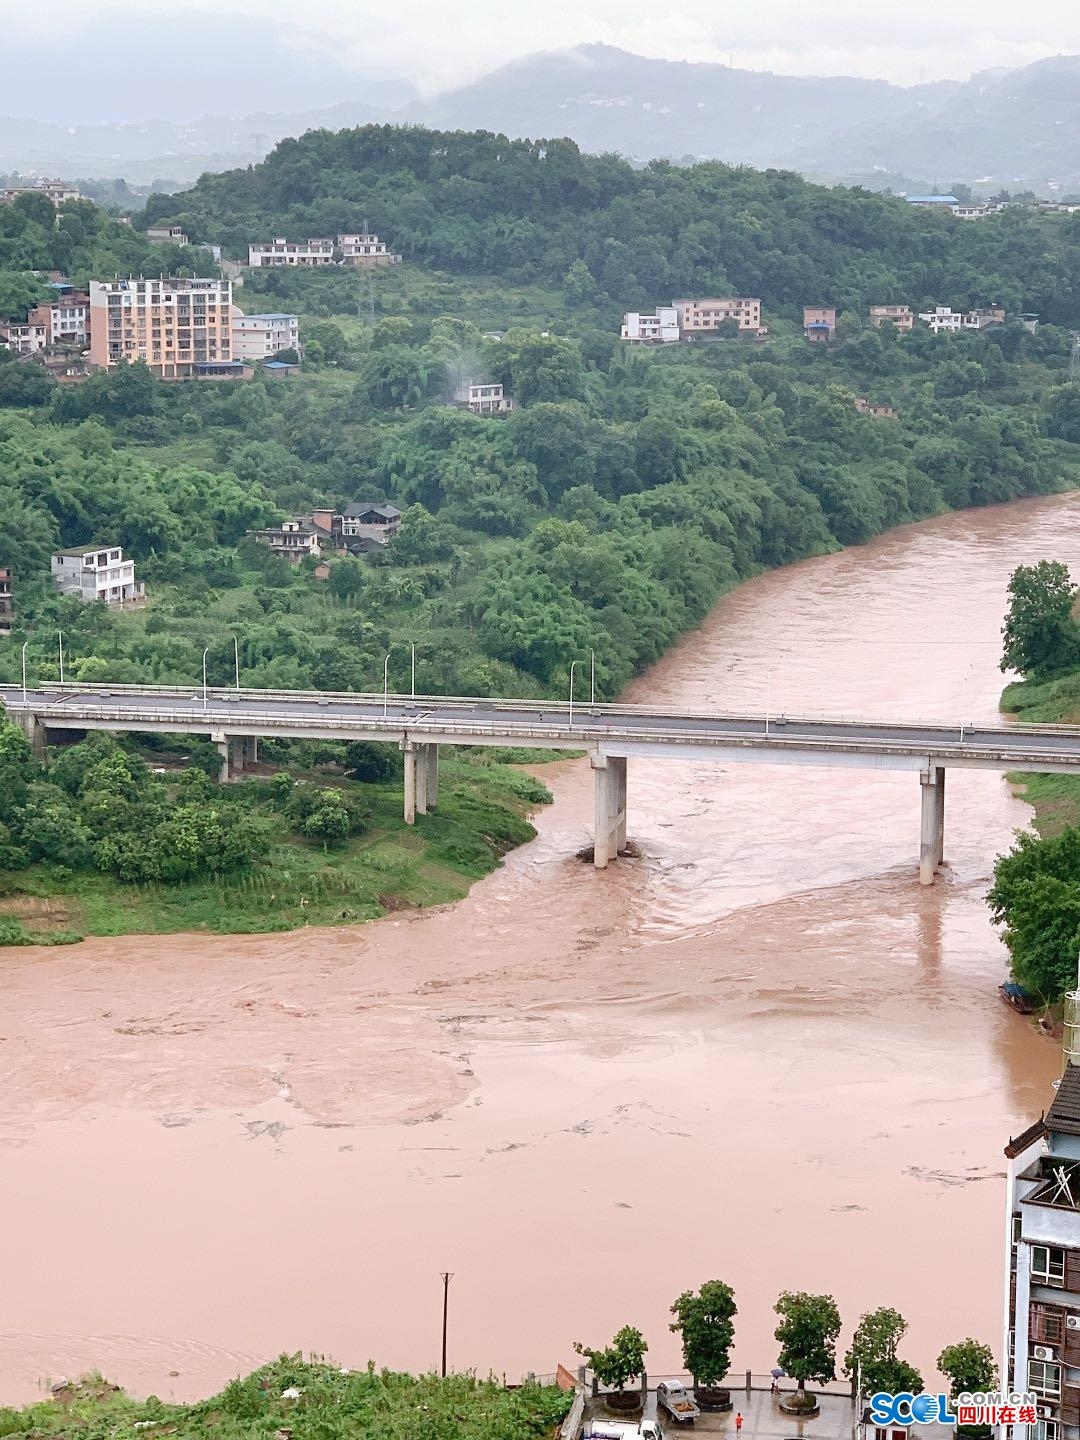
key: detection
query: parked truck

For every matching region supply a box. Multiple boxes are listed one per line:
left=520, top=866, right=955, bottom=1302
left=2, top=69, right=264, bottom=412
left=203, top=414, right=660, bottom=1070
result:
left=584, top=1421, right=661, bottom=1440
left=656, top=1381, right=701, bottom=1424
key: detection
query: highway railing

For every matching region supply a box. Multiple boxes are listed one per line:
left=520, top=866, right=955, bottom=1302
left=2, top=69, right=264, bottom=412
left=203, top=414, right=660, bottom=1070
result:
left=6, top=696, right=1080, bottom=768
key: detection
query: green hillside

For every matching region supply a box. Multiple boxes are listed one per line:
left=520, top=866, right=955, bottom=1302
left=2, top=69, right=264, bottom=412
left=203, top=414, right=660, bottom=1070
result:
left=0, top=128, right=1078, bottom=936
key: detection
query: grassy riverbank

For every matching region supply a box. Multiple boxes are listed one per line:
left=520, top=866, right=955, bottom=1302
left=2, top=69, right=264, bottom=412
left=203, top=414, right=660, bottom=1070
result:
left=1003, top=674, right=1080, bottom=834
left=0, top=743, right=554, bottom=945
left=0, top=1358, right=572, bottom=1440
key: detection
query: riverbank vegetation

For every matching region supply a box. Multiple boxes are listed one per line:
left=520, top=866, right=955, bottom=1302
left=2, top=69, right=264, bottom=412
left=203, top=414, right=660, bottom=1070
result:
left=0, top=1358, right=571, bottom=1440
left=0, top=718, right=550, bottom=943
left=992, top=563, right=1080, bottom=999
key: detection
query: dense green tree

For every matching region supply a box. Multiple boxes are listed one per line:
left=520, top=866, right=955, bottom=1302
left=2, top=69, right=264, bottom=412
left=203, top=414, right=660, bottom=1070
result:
left=574, top=1326, right=648, bottom=1392
left=774, top=1292, right=842, bottom=1400
left=936, top=1340, right=997, bottom=1399
left=843, top=1307, right=923, bottom=1396
left=1000, top=561, right=1080, bottom=678
left=669, top=1281, right=737, bottom=1389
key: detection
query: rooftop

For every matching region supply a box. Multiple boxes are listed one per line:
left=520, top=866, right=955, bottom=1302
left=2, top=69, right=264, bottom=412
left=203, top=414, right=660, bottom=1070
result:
left=1047, top=1061, right=1080, bottom=1136
left=53, top=543, right=121, bottom=558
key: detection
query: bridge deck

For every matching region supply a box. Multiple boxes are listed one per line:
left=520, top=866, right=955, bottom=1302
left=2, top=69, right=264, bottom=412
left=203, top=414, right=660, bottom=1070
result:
left=3, top=682, right=1080, bottom=773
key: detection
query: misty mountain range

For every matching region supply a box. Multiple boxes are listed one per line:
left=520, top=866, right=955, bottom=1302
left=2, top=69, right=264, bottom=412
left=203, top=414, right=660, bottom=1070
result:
left=4, top=42, right=1080, bottom=196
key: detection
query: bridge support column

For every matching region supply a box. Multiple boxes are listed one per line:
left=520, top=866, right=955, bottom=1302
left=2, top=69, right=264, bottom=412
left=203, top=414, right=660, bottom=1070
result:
left=15, top=712, right=46, bottom=757
left=243, top=736, right=259, bottom=768
left=919, top=764, right=946, bottom=885
left=423, top=744, right=438, bottom=811
left=403, top=742, right=439, bottom=822
left=216, top=739, right=230, bottom=785
left=592, top=754, right=627, bottom=869
left=403, top=742, right=418, bottom=825
left=228, top=736, right=245, bottom=779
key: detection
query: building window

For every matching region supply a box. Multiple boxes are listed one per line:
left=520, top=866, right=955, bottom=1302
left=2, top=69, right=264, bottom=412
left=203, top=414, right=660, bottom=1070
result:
left=1032, top=1305, right=1065, bottom=1344
left=1032, top=1247, right=1066, bottom=1287
left=1029, top=1361, right=1062, bottom=1397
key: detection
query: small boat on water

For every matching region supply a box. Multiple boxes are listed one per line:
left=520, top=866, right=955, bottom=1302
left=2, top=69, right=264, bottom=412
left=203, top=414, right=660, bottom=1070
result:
left=1000, top=981, right=1038, bottom=1014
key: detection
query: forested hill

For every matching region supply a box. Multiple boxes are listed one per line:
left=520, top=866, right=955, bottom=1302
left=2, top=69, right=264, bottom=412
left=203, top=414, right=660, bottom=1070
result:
left=144, top=125, right=1080, bottom=323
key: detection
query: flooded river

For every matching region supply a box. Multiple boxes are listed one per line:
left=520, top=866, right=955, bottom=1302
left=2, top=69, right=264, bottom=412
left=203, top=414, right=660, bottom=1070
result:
left=2, top=495, right=1078, bottom=1403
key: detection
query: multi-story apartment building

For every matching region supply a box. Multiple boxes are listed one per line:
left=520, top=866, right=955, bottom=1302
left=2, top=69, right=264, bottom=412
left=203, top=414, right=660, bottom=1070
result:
left=88, top=277, right=233, bottom=379
left=0, top=567, right=12, bottom=634
left=337, top=233, right=402, bottom=266
left=147, top=225, right=189, bottom=246
left=230, top=309, right=300, bottom=362
left=1004, top=998, right=1080, bottom=1440
left=248, top=237, right=336, bottom=268
left=804, top=304, right=837, bottom=341
left=51, top=545, right=143, bottom=605
left=621, top=308, right=680, bottom=343
left=868, top=304, right=915, bottom=332
left=674, top=297, right=762, bottom=334
left=455, top=381, right=514, bottom=414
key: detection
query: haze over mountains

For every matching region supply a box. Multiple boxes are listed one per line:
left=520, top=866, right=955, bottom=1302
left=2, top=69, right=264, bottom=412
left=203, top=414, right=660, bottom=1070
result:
left=4, top=42, right=1080, bottom=194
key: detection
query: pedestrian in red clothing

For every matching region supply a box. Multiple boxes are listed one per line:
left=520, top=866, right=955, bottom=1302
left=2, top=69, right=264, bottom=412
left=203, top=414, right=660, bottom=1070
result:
left=736, top=1414, right=744, bottom=1435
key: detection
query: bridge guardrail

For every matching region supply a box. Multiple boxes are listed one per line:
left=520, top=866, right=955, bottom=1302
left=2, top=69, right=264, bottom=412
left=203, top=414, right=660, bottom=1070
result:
left=4, top=681, right=1080, bottom=739
left=8, top=698, right=1080, bottom=766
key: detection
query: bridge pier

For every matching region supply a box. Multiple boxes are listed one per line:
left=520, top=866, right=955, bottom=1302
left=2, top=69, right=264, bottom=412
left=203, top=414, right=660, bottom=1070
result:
left=592, top=753, right=627, bottom=869
left=215, top=738, right=230, bottom=784
left=14, top=712, right=46, bottom=757
left=919, top=764, right=946, bottom=885
left=402, top=742, right=439, bottom=823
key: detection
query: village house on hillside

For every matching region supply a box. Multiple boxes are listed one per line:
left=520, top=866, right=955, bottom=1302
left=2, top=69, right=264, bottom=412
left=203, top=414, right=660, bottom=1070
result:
left=620, top=297, right=765, bottom=343
left=454, top=380, right=514, bottom=414
left=0, top=567, right=12, bottom=634
left=869, top=304, right=915, bottom=331
left=51, top=544, right=143, bottom=606
left=251, top=502, right=402, bottom=565
left=804, top=304, right=837, bottom=341
left=247, top=232, right=401, bottom=269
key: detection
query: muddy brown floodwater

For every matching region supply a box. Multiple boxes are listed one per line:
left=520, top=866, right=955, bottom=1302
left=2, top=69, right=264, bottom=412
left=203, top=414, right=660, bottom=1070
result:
left=2, top=495, right=1079, bottom=1404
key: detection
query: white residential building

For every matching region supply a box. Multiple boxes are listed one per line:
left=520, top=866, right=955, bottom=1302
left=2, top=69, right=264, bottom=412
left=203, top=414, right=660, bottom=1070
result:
left=455, top=381, right=514, bottom=415
left=51, top=545, right=143, bottom=605
left=231, top=309, right=300, bottom=361
left=919, top=306, right=965, bottom=333
left=621, top=307, right=680, bottom=343
left=248, top=237, right=336, bottom=268
left=0, top=179, right=82, bottom=206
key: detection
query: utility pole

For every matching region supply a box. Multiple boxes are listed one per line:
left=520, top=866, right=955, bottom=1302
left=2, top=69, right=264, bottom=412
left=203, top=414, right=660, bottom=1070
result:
left=1069, top=332, right=1080, bottom=384
left=440, top=1272, right=453, bottom=1377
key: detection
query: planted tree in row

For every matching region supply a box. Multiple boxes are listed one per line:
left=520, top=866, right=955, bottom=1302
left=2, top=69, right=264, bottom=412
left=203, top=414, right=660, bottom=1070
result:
left=774, top=1291, right=842, bottom=1413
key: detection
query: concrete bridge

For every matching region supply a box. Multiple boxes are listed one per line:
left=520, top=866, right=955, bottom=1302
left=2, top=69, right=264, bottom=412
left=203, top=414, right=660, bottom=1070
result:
left=4, top=681, right=1080, bottom=883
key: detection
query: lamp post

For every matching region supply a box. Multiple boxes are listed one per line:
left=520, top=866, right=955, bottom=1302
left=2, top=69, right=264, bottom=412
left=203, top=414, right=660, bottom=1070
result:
left=765, top=670, right=772, bottom=738
left=590, top=649, right=596, bottom=706
left=383, top=651, right=391, bottom=720
left=58, top=630, right=64, bottom=687
left=568, top=659, right=579, bottom=728
left=440, top=1272, right=453, bottom=1378
left=233, top=635, right=240, bottom=691
left=411, top=641, right=416, bottom=699
left=202, top=646, right=209, bottom=712
left=21, top=639, right=28, bottom=705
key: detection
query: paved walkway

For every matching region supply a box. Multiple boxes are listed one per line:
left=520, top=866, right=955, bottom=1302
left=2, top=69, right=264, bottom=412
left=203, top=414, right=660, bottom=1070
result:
left=585, top=1384, right=857, bottom=1439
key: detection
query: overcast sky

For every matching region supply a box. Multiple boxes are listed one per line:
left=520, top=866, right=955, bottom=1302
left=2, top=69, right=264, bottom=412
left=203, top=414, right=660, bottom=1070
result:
left=5, top=0, right=1080, bottom=121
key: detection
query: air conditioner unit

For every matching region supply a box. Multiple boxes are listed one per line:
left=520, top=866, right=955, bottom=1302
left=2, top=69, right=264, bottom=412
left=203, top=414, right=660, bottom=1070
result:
left=1038, top=1406, right=1053, bottom=1418
left=1067, top=1316, right=1080, bottom=1330
left=1034, top=1346, right=1057, bottom=1361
